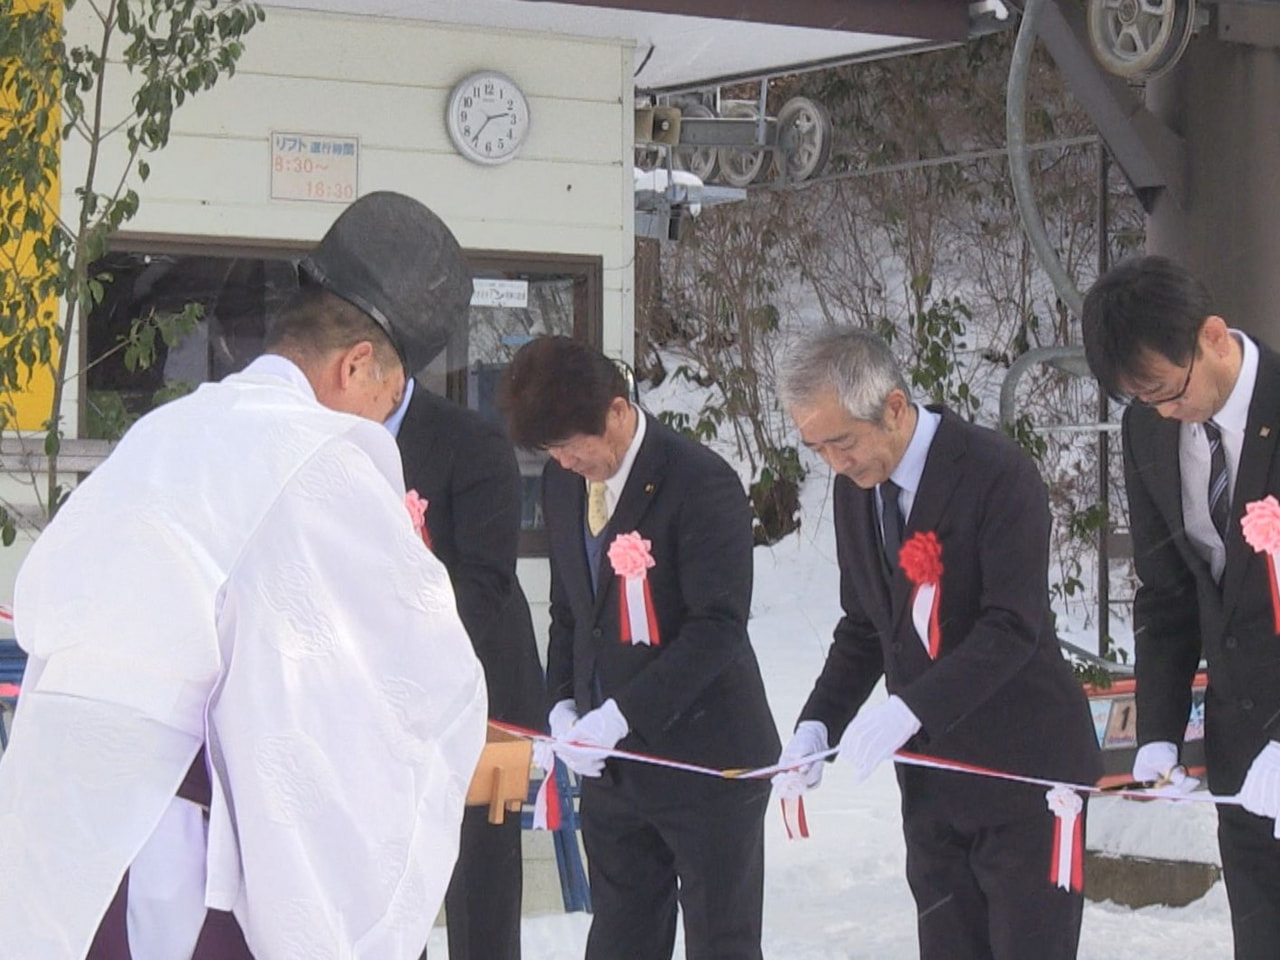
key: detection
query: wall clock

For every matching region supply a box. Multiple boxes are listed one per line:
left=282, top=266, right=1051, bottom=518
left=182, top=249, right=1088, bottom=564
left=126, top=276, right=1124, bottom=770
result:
left=446, top=70, right=530, bottom=166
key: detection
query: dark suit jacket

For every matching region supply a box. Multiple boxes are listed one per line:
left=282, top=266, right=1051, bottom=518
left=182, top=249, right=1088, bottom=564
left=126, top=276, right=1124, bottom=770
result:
left=800, top=408, right=1102, bottom=824
left=397, top=384, right=544, bottom=729
left=543, top=413, right=780, bottom=770
left=1123, top=344, right=1280, bottom=795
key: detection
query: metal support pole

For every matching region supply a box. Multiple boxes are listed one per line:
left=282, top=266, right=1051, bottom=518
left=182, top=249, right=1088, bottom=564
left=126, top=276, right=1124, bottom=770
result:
left=1146, top=28, right=1280, bottom=340
left=1096, top=144, right=1111, bottom=659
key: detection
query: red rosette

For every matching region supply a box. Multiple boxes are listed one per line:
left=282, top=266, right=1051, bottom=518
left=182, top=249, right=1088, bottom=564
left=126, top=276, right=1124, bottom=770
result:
left=898, top=531, right=943, bottom=585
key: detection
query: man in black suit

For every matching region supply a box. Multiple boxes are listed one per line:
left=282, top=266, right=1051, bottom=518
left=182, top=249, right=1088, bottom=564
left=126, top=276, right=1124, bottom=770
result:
left=387, top=378, right=545, bottom=960
left=772, top=327, right=1101, bottom=960
left=496, top=336, right=780, bottom=960
left=1082, top=255, right=1280, bottom=960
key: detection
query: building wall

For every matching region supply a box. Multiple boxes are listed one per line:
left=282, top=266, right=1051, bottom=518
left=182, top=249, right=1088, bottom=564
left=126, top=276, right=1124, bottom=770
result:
left=62, top=5, right=635, bottom=357
left=1, top=6, right=639, bottom=623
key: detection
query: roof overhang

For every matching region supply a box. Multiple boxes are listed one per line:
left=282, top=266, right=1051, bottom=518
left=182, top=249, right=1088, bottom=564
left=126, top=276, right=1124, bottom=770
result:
left=261, top=0, right=989, bottom=92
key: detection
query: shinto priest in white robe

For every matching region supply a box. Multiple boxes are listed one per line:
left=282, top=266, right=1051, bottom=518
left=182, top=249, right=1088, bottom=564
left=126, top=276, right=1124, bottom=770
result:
left=0, top=355, right=488, bottom=958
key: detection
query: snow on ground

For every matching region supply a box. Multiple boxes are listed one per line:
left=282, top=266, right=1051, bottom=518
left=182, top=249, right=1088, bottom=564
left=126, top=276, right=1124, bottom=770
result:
left=425, top=466, right=1236, bottom=959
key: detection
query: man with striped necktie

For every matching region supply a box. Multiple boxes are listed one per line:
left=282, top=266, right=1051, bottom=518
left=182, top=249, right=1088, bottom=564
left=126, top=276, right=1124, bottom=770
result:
left=1083, top=255, right=1280, bottom=960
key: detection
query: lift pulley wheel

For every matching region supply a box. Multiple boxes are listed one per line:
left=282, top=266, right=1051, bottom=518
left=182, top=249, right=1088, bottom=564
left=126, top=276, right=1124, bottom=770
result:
left=1087, top=0, right=1196, bottom=81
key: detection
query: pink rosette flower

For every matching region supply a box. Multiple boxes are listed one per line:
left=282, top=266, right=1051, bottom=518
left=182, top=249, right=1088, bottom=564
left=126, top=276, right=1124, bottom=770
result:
left=609, top=531, right=660, bottom=646
left=405, top=489, right=432, bottom=550
left=1242, top=496, right=1280, bottom=554
left=608, top=531, right=656, bottom=581
left=1243, top=496, right=1280, bottom=634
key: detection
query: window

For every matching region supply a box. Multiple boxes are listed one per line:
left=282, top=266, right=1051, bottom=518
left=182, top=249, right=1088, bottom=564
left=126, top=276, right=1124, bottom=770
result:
left=84, top=237, right=604, bottom=555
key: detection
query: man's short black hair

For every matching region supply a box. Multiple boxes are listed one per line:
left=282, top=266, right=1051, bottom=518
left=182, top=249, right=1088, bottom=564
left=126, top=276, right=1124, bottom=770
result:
left=497, top=336, right=628, bottom=448
left=1081, top=255, right=1213, bottom=399
left=264, top=286, right=401, bottom=371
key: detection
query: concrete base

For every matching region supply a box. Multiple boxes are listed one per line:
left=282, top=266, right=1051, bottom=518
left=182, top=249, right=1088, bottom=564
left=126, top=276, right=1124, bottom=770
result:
left=1083, top=793, right=1221, bottom=909
left=522, top=829, right=576, bottom=916
left=1085, top=851, right=1221, bottom=908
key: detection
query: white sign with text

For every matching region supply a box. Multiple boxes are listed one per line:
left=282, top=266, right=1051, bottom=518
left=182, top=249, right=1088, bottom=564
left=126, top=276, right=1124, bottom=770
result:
left=270, top=132, right=359, bottom=203
left=471, top=279, right=529, bottom=309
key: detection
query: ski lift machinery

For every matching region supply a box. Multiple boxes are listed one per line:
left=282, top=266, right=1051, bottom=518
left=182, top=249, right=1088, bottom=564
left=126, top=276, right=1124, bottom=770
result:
left=632, top=81, right=834, bottom=240
left=632, top=0, right=1020, bottom=241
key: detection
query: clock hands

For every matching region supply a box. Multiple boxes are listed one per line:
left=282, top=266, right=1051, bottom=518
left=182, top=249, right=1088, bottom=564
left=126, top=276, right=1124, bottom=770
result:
left=470, top=109, right=514, bottom=146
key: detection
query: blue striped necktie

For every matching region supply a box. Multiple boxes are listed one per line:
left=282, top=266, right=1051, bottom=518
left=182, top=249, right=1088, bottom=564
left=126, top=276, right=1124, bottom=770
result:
left=1205, top=419, right=1230, bottom=544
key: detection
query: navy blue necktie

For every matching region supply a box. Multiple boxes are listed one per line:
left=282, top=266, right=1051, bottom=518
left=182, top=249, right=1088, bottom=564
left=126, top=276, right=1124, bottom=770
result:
left=880, top=479, right=904, bottom=569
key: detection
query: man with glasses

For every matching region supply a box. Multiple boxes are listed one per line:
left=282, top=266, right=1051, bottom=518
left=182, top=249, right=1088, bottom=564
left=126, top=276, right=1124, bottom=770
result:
left=1082, top=255, right=1280, bottom=960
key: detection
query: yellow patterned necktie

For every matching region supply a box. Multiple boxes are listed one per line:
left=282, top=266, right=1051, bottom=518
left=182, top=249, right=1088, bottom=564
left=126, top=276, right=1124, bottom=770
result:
left=587, top=481, right=609, bottom=536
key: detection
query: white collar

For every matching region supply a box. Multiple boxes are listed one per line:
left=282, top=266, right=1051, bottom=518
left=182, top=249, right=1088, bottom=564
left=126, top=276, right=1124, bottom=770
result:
left=889, top=403, right=941, bottom=495
left=603, top=404, right=646, bottom=503
left=1213, top=331, right=1257, bottom=435
left=384, top=377, right=416, bottom=437
left=242, top=354, right=317, bottom=401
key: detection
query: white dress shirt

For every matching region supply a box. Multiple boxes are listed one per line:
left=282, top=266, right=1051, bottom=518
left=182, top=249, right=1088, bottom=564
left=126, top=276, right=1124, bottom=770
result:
left=1180, top=331, right=1258, bottom=582
left=879, top=403, right=942, bottom=535
left=590, top=404, right=647, bottom=523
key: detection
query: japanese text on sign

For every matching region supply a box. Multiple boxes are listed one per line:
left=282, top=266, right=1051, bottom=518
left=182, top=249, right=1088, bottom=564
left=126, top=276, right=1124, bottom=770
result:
left=271, top=132, right=359, bottom=203
left=471, top=279, right=529, bottom=309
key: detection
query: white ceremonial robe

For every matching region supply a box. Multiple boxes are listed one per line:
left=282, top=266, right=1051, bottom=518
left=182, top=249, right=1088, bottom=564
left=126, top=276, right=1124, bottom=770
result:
left=0, top=356, right=487, bottom=959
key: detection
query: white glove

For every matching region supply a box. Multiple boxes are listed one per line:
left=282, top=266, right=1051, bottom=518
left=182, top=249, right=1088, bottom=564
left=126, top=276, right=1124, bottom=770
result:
left=836, top=695, right=921, bottom=785
left=554, top=698, right=629, bottom=778
left=771, top=721, right=829, bottom=800
left=534, top=699, right=580, bottom=773
left=1132, top=740, right=1200, bottom=794
left=548, top=699, right=579, bottom=738
left=1239, top=741, right=1280, bottom=839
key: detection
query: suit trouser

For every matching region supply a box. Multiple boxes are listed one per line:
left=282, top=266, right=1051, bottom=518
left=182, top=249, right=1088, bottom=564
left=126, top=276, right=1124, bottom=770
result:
left=1218, top=802, right=1280, bottom=960
left=579, top=761, right=769, bottom=960
left=441, top=806, right=524, bottom=960
left=903, top=802, right=1086, bottom=960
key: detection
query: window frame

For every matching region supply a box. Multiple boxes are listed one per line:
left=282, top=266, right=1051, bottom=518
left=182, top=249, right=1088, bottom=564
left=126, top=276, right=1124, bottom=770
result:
left=87, top=231, right=606, bottom=558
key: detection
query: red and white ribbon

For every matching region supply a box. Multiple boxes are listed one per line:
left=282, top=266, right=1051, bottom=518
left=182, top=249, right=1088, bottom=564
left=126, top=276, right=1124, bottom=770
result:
left=620, top=575, right=660, bottom=646
left=900, top=532, right=943, bottom=658
left=608, top=532, right=660, bottom=646
left=780, top=797, right=809, bottom=840
left=1263, top=551, right=1280, bottom=634
left=909, top=582, right=941, bottom=659
left=1242, top=496, right=1280, bottom=633
left=0, top=604, right=11, bottom=622
left=1046, top=786, right=1084, bottom=892
left=531, top=774, right=562, bottom=831
left=491, top=714, right=1239, bottom=893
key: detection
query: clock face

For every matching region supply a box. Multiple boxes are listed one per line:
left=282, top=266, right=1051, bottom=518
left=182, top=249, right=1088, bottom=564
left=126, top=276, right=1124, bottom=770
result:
left=446, top=71, right=530, bottom=166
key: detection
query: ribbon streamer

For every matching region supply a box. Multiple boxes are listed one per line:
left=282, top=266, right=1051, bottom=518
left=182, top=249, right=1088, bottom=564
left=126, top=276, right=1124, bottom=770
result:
left=1266, top=552, right=1280, bottom=634
left=490, top=722, right=1242, bottom=806
left=910, top=582, right=941, bottom=659
left=1046, top=786, right=1084, bottom=892
left=780, top=797, right=809, bottom=840
left=620, top=575, right=661, bottom=646
left=531, top=774, right=562, bottom=831
left=496, top=720, right=1232, bottom=892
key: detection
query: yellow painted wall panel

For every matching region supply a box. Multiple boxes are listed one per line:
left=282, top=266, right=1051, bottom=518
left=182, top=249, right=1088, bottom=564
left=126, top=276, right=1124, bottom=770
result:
left=1, top=0, right=61, bottom=431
